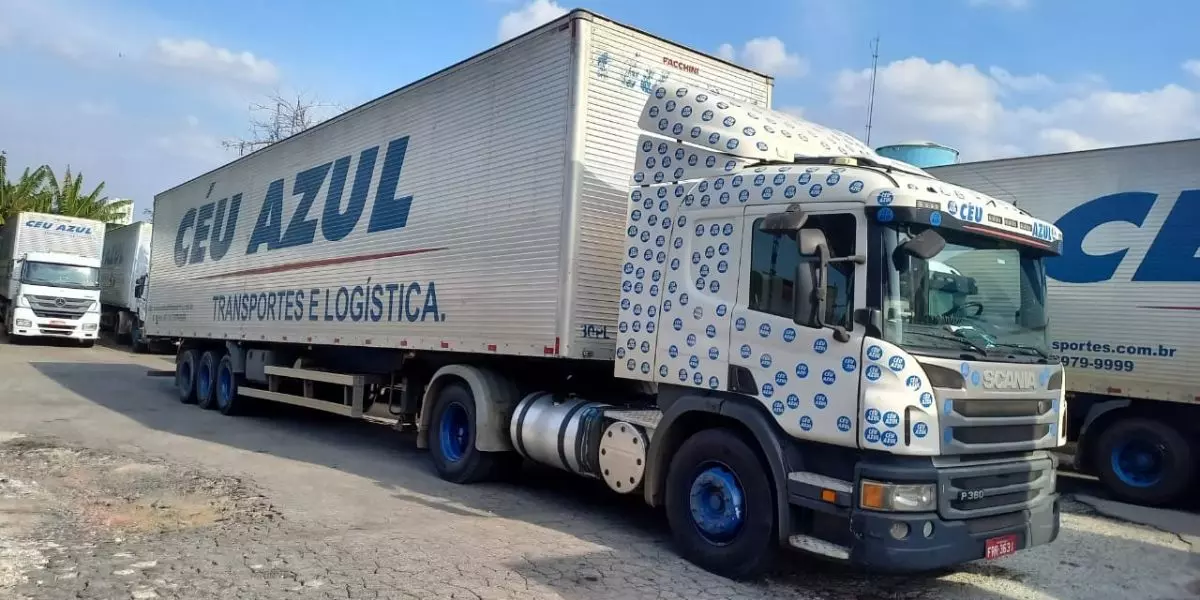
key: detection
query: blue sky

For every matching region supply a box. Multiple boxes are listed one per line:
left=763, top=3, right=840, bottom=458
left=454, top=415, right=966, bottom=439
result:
left=3, top=0, right=1199, bottom=217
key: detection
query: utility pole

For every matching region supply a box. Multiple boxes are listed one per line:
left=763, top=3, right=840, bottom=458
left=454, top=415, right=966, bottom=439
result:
left=865, top=35, right=880, bottom=145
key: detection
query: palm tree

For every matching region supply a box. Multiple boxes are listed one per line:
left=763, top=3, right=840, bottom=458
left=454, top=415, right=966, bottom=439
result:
left=0, top=151, right=54, bottom=224
left=43, top=166, right=131, bottom=223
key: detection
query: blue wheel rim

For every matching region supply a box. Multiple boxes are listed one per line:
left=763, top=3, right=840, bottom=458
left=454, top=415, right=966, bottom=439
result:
left=688, top=462, right=746, bottom=545
left=1111, top=439, right=1166, bottom=488
left=197, top=359, right=212, bottom=400
left=438, top=402, right=470, bottom=463
left=217, top=362, right=233, bottom=408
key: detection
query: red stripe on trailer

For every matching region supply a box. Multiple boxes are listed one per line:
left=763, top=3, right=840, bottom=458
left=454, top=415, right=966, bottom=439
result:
left=487, top=344, right=497, bottom=352
left=195, top=246, right=448, bottom=280
left=440, top=341, right=450, bottom=349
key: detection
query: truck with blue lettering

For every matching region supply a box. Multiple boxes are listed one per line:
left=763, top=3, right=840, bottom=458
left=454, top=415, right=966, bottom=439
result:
left=0, top=211, right=105, bottom=346
left=147, top=10, right=1066, bottom=579
left=931, top=140, right=1200, bottom=507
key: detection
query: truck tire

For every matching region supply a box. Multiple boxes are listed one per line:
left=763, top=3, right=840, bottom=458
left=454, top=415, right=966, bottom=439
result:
left=428, top=382, right=508, bottom=484
left=664, top=428, right=776, bottom=580
left=214, top=353, right=246, bottom=416
left=1096, top=417, right=1194, bottom=507
left=130, top=321, right=149, bottom=353
left=195, top=350, right=222, bottom=410
left=176, top=348, right=199, bottom=404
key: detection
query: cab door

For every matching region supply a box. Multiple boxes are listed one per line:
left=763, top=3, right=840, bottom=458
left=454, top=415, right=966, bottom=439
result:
left=728, top=204, right=868, bottom=449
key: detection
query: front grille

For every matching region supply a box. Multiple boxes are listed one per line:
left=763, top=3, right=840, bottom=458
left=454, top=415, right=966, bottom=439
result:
left=942, top=396, right=1060, bottom=454
left=953, top=399, right=1051, bottom=418
left=25, top=295, right=90, bottom=320
left=953, top=425, right=1052, bottom=445
left=939, top=457, right=1055, bottom=520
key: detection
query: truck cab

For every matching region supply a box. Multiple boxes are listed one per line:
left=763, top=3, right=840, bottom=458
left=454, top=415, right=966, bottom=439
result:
left=614, top=85, right=1066, bottom=573
left=6, top=251, right=102, bottom=345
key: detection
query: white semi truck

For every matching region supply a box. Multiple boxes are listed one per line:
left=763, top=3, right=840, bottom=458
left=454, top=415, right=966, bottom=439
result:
left=0, top=212, right=105, bottom=346
left=931, top=139, right=1200, bottom=507
left=146, top=11, right=1067, bottom=578
left=99, top=221, right=152, bottom=346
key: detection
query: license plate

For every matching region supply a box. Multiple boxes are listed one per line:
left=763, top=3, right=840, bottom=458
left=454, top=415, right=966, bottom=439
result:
left=50, top=320, right=65, bottom=325
left=984, top=534, right=1018, bottom=560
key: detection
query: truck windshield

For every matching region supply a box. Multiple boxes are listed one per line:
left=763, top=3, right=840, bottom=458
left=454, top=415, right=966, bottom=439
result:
left=21, top=261, right=101, bottom=290
left=881, top=223, right=1050, bottom=363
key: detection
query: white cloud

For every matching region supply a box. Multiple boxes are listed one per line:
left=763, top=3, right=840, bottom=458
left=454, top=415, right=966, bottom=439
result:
left=717, top=37, right=808, bottom=78
left=1184, top=59, right=1200, bottom=79
left=150, top=38, right=280, bottom=86
left=0, top=0, right=297, bottom=216
left=497, top=0, right=567, bottom=42
left=989, top=67, right=1053, bottom=93
left=827, top=57, right=1200, bottom=160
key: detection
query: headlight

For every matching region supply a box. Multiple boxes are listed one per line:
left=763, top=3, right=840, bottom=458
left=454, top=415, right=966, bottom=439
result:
left=83, top=323, right=98, bottom=331
left=14, top=319, right=32, bottom=327
left=860, top=479, right=937, bottom=512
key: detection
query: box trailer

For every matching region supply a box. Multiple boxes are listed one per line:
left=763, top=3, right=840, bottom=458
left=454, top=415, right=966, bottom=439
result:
left=0, top=212, right=105, bottom=345
left=100, top=221, right=152, bottom=343
left=931, top=139, right=1200, bottom=506
left=148, top=10, right=1068, bottom=578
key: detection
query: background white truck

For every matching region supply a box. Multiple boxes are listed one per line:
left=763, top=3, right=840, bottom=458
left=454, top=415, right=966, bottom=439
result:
left=0, top=212, right=105, bottom=346
left=99, top=221, right=152, bottom=346
left=147, top=10, right=1067, bottom=578
left=931, top=139, right=1200, bottom=507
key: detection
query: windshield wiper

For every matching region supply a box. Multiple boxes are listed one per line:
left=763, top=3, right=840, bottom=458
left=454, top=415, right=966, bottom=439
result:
left=986, top=342, right=1049, bottom=360
left=901, top=330, right=989, bottom=355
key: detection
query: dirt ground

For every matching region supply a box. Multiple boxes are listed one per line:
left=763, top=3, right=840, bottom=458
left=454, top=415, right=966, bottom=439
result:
left=1, top=339, right=1197, bottom=599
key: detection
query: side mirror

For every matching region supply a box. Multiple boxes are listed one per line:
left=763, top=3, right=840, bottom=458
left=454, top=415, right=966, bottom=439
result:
left=759, top=205, right=807, bottom=234
left=897, top=228, right=946, bottom=260
left=794, top=243, right=828, bottom=330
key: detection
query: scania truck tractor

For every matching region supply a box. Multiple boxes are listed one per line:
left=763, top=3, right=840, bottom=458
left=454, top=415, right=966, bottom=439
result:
left=146, top=10, right=1065, bottom=579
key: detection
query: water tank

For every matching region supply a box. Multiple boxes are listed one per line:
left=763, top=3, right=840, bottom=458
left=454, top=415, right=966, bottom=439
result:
left=874, top=141, right=960, bottom=169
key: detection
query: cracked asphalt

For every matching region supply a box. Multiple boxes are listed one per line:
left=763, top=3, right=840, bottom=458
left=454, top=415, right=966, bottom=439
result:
left=1, top=340, right=1198, bottom=599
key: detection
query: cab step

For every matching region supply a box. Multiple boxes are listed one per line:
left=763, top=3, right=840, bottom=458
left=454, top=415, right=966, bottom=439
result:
left=788, top=534, right=851, bottom=560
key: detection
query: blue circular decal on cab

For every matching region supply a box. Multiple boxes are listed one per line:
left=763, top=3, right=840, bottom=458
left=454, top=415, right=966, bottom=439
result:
left=913, top=422, right=929, bottom=438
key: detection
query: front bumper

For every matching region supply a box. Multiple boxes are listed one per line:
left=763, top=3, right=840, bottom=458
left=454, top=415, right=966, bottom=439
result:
left=785, top=453, right=1060, bottom=572
left=848, top=496, right=1059, bottom=571
left=9, top=307, right=99, bottom=340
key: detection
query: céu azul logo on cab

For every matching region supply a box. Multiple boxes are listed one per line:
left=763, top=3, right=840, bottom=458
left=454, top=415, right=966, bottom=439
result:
left=1048, top=189, right=1199, bottom=283
left=174, top=135, right=413, bottom=268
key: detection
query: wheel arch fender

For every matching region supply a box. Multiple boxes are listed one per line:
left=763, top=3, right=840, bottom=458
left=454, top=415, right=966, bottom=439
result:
left=643, top=392, right=792, bottom=545
left=417, top=364, right=520, bottom=452
left=1076, top=398, right=1132, bottom=472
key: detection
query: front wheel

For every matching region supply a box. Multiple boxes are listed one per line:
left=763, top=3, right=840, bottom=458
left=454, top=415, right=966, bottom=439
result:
left=1096, top=417, right=1194, bottom=506
left=427, top=383, right=510, bottom=484
left=665, top=428, right=777, bottom=580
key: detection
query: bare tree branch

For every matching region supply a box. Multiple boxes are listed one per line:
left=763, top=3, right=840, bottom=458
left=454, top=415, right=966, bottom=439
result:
left=223, top=90, right=345, bottom=156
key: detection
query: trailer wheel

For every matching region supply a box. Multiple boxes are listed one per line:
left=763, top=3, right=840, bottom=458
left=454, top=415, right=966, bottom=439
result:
left=1096, top=417, right=1194, bottom=506
left=214, top=353, right=245, bottom=416
left=195, top=350, right=222, bottom=410
left=428, top=383, right=506, bottom=484
left=176, top=348, right=199, bottom=404
left=664, top=428, right=776, bottom=580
